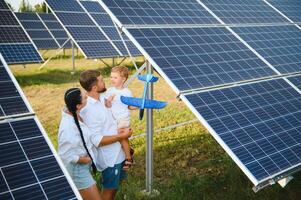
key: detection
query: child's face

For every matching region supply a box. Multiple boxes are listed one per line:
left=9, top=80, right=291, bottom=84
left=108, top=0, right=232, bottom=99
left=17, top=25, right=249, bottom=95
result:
left=110, top=72, right=126, bottom=87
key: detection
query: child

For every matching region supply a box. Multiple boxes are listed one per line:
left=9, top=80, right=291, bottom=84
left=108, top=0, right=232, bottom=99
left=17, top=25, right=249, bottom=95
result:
left=105, top=66, right=135, bottom=169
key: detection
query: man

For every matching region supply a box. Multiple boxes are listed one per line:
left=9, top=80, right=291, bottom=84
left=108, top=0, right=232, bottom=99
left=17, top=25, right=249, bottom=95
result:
left=79, top=70, right=130, bottom=200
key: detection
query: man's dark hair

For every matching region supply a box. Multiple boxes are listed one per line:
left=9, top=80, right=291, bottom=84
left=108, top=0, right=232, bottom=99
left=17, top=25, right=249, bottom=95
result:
left=79, top=70, right=101, bottom=92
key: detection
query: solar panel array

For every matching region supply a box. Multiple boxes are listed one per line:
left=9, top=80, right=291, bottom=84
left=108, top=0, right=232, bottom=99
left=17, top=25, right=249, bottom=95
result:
left=100, top=0, right=301, bottom=190
left=38, top=13, right=72, bottom=48
left=15, top=12, right=60, bottom=50
left=0, top=0, right=42, bottom=64
left=0, top=54, right=80, bottom=199
left=45, top=0, right=141, bottom=59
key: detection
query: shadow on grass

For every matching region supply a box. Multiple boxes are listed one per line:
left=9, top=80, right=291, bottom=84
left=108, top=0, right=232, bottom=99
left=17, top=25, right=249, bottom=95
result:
left=115, top=132, right=301, bottom=200
left=15, top=63, right=141, bottom=87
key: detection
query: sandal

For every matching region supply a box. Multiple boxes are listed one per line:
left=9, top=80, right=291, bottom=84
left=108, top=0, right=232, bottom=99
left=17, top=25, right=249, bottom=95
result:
left=123, top=158, right=133, bottom=170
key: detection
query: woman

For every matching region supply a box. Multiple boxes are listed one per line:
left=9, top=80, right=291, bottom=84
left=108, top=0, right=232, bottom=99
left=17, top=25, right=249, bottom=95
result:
left=58, top=88, right=101, bottom=200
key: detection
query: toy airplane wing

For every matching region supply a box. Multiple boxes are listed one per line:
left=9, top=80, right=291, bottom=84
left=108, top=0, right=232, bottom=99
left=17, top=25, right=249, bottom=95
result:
left=138, top=74, right=159, bottom=82
left=121, top=96, right=167, bottom=109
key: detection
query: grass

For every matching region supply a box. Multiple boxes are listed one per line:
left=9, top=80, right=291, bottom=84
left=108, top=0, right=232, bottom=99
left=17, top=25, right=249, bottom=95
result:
left=11, top=55, right=301, bottom=200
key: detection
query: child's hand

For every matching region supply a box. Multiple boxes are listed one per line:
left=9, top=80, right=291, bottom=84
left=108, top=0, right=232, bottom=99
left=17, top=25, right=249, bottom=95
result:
left=78, top=156, right=91, bottom=164
left=105, top=94, right=116, bottom=108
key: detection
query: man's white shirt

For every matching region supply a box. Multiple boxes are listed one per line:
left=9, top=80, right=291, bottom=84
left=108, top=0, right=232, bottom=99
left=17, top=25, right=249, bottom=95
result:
left=80, top=96, right=125, bottom=171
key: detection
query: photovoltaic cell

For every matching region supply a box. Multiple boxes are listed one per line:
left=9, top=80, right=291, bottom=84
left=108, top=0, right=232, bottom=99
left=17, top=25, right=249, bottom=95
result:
left=129, top=27, right=276, bottom=91
left=268, top=0, right=301, bottom=23
left=184, top=78, right=301, bottom=183
left=15, top=12, right=59, bottom=50
left=101, top=0, right=219, bottom=25
left=0, top=0, right=42, bottom=64
left=80, top=0, right=141, bottom=56
left=46, top=0, right=121, bottom=58
left=201, top=0, right=289, bottom=24
left=232, top=25, right=301, bottom=74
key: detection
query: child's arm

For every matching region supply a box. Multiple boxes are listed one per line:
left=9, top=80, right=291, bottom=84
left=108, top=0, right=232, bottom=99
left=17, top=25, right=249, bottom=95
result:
left=105, top=94, right=115, bottom=108
left=128, top=105, right=138, bottom=110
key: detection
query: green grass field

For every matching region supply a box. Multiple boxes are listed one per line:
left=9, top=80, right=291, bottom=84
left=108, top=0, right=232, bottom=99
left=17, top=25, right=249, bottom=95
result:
left=11, top=53, right=301, bottom=200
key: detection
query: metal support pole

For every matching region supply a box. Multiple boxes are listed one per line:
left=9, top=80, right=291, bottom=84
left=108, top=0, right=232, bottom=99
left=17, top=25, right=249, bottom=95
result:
left=112, top=57, right=115, bottom=67
left=71, top=40, right=75, bottom=74
left=146, top=61, right=154, bottom=192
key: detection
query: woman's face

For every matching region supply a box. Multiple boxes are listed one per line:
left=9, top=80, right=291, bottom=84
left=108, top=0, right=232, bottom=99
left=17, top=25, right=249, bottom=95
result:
left=77, top=91, right=87, bottom=111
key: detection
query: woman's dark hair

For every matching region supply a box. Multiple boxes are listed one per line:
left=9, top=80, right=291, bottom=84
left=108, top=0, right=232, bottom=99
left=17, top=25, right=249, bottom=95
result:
left=64, top=88, right=97, bottom=174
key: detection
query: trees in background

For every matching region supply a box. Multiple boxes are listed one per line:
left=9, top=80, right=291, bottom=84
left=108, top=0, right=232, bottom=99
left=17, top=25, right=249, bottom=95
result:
left=18, top=0, right=47, bottom=13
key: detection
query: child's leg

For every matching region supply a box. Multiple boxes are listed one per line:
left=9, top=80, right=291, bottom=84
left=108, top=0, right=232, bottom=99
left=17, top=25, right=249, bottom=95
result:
left=120, top=138, right=131, bottom=159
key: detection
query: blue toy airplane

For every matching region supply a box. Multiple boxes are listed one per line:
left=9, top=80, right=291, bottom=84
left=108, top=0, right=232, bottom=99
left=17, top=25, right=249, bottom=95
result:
left=121, top=74, right=167, bottom=120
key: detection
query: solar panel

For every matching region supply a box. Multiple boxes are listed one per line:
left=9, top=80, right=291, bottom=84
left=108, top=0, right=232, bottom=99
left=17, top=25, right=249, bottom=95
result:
left=0, top=54, right=80, bottom=199
left=267, top=0, right=301, bottom=23
left=0, top=0, right=42, bottom=64
left=80, top=0, right=141, bottom=56
left=200, top=0, right=289, bottom=24
left=128, top=27, right=276, bottom=91
left=232, top=25, right=301, bottom=74
left=15, top=12, right=59, bottom=50
left=37, top=13, right=72, bottom=48
left=101, top=0, right=219, bottom=25
left=183, top=78, right=301, bottom=185
left=45, top=0, right=121, bottom=58
left=288, top=75, right=301, bottom=90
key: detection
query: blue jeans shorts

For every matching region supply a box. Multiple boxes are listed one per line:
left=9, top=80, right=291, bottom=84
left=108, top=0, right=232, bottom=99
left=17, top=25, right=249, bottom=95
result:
left=65, top=163, right=96, bottom=190
left=101, top=162, right=127, bottom=189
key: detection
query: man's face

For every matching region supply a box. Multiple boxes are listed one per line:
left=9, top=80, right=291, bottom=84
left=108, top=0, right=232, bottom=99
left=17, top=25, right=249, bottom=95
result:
left=95, top=76, right=106, bottom=93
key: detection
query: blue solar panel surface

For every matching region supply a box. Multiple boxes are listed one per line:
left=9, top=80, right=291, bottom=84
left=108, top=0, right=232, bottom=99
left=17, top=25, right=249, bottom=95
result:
left=201, top=0, right=289, bottom=24
left=0, top=55, right=79, bottom=199
left=129, top=27, right=276, bottom=91
left=0, top=60, right=28, bottom=116
left=101, top=0, right=219, bottom=25
left=46, top=0, right=122, bottom=58
left=80, top=0, right=141, bottom=56
left=38, top=13, right=72, bottom=48
left=15, top=12, right=59, bottom=50
left=184, top=78, right=301, bottom=182
left=288, top=75, right=301, bottom=90
left=0, top=0, right=42, bottom=64
left=268, top=0, right=301, bottom=23
left=0, top=118, right=77, bottom=200
left=233, top=25, right=301, bottom=74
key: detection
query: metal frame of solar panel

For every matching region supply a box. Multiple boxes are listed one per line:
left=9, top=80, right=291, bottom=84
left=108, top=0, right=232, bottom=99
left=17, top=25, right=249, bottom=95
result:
left=37, top=13, right=72, bottom=49
left=79, top=0, right=141, bottom=57
left=0, top=53, right=81, bottom=199
left=15, top=12, right=60, bottom=50
left=45, top=0, right=130, bottom=59
left=98, top=0, right=301, bottom=191
left=0, top=0, right=43, bottom=64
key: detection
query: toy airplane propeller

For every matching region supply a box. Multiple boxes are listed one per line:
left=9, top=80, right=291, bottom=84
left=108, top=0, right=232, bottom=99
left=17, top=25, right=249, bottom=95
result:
left=121, top=74, right=167, bottom=120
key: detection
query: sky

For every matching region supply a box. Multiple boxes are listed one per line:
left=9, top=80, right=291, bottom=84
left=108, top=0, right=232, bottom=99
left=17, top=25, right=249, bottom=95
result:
left=5, top=0, right=44, bottom=11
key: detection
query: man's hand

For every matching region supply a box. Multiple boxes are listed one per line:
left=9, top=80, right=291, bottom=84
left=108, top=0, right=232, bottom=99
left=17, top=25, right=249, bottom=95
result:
left=118, top=128, right=133, bottom=139
left=78, top=156, right=91, bottom=164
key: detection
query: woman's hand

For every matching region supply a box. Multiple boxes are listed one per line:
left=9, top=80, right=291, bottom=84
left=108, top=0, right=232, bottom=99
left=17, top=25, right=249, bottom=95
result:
left=78, top=155, right=91, bottom=164
left=118, top=128, right=133, bottom=139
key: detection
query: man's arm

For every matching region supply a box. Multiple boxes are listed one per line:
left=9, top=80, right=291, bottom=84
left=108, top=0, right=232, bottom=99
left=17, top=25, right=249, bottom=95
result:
left=98, top=128, right=132, bottom=147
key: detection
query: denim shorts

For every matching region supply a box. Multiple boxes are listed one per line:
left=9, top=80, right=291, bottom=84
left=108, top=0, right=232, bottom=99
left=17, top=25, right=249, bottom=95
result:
left=65, top=163, right=96, bottom=190
left=101, top=162, right=127, bottom=189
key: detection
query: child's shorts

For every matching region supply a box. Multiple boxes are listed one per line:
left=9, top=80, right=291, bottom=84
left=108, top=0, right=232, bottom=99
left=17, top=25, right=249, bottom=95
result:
left=117, top=117, right=130, bottom=129
left=101, top=161, right=127, bottom=189
left=65, top=162, right=96, bottom=190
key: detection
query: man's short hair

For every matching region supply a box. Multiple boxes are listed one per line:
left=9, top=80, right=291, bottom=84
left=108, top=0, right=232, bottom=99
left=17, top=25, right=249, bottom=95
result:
left=111, top=66, right=129, bottom=80
left=79, top=70, right=101, bottom=92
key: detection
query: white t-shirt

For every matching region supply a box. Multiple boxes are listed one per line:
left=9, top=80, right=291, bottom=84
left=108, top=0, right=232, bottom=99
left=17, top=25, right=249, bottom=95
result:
left=80, top=96, right=125, bottom=171
left=105, top=87, right=133, bottom=120
left=58, top=109, right=102, bottom=165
